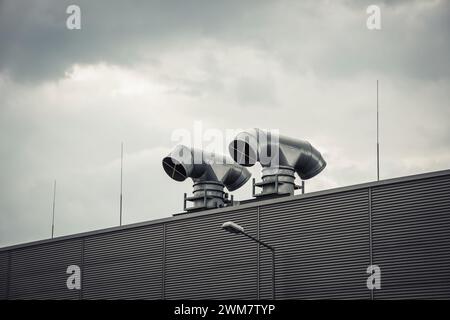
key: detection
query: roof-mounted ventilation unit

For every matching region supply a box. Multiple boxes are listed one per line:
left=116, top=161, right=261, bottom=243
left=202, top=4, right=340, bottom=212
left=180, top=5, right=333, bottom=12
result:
left=229, top=128, right=326, bottom=197
left=162, top=145, right=251, bottom=212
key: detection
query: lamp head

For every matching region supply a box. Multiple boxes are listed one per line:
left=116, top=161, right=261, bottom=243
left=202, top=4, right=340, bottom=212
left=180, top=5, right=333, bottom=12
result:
left=222, top=221, right=245, bottom=234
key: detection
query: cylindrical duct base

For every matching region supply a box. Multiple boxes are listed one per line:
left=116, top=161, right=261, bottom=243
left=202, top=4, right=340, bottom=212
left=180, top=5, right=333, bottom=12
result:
left=257, top=166, right=296, bottom=197
left=185, top=181, right=229, bottom=211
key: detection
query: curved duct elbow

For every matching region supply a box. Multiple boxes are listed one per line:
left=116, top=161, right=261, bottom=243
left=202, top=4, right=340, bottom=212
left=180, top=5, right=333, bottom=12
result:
left=162, top=145, right=201, bottom=182
left=162, top=145, right=251, bottom=211
left=229, top=128, right=326, bottom=197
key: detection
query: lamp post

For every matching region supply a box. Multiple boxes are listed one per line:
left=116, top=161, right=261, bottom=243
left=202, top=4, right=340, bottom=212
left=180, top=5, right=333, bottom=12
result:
left=221, top=221, right=276, bottom=300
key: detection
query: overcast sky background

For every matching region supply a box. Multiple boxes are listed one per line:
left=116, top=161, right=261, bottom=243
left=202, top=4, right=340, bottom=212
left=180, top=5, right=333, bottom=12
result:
left=0, top=0, right=449, bottom=247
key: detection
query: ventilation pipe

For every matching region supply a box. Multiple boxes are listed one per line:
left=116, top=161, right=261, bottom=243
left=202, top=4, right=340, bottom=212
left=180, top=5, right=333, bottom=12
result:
left=229, top=128, right=326, bottom=197
left=162, top=145, right=251, bottom=211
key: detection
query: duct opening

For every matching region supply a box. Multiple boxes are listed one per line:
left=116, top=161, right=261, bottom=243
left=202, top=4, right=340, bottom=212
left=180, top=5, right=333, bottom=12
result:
left=223, top=166, right=250, bottom=191
left=297, top=148, right=327, bottom=180
left=230, top=136, right=258, bottom=167
left=162, top=157, right=187, bottom=182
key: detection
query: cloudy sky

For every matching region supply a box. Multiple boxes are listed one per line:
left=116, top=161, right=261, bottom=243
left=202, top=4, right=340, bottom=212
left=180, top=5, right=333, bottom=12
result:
left=1, top=0, right=449, bottom=247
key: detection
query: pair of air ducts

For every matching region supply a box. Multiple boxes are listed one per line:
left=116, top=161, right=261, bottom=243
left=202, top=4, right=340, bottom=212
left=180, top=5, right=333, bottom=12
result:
left=162, top=128, right=326, bottom=212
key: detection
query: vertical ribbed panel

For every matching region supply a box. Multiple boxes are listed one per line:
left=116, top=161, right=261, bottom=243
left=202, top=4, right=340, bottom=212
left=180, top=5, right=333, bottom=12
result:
left=260, top=191, right=371, bottom=299
left=0, top=252, right=8, bottom=299
left=9, top=240, right=82, bottom=299
left=83, top=224, right=163, bottom=299
left=372, top=175, right=450, bottom=299
left=165, top=208, right=258, bottom=299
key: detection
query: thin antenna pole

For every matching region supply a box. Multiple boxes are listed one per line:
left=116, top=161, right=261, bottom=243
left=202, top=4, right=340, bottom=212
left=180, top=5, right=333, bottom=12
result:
left=376, top=80, right=380, bottom=181
left=120, top=142, right=123, bottom=226
left=51, top=180, right=56, bottom=238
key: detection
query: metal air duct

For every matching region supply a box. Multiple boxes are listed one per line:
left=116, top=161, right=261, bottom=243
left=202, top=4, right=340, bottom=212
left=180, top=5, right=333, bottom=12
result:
left=162, top=145, right=251, bottom=211
left=229, top=128, right=326, bottom=197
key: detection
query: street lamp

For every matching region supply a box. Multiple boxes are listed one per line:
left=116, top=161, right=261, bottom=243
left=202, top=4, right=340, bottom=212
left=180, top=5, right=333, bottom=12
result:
left=221, top=221, right=276, bottom=300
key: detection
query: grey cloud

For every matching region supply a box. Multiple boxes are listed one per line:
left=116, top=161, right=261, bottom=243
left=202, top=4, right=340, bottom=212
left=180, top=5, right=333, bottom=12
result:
left=0, top=0, right=272, bottom=82
left=1, top=0, right=450, bottom=82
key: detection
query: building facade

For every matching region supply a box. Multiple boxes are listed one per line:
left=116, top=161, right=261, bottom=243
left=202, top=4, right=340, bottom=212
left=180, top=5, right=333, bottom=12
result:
left=1, top=169, right=449, bottom=300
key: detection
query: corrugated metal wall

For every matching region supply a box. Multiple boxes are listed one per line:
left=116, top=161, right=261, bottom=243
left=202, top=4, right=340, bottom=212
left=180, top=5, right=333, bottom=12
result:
left=82, top=224, right=163, bottom=299
left=1, top=171, right=449, bottom=299
left=0, top=252, right=8, bottom=299
left=259, top=190, right=371, bottom=299
left=165, top=208, right=258, bottom=300
left=372, top=174, right=450, bottom=299
left=8, top=240, right=82, bottom=299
